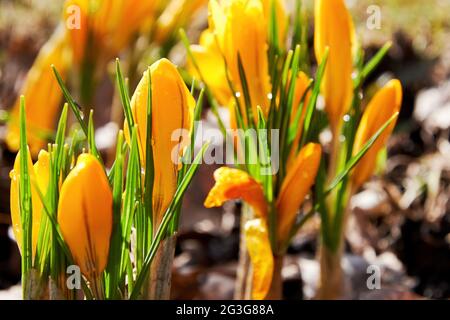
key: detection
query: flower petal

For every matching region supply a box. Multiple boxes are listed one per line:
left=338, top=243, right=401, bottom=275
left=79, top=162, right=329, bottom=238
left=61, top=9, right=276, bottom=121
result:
left=58, top=153, right=112, bottom=279
left=245, top=218, right=274, bottom=300
left=352, top=79, right=403, bottom=189
left=314, top=0, right=354, bottom=132
left=204, top=167, right=267, bottom=218
left=5, top=28, right=70, bottom=156
left=9, top=149, right=49, bottom=258
left=124, top=58, right=195, bottom=225
left=276, top=143, right=321, bottom=243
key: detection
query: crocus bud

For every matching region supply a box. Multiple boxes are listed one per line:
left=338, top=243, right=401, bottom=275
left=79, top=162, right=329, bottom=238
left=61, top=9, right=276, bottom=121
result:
left=124, top=58, right=195, bottom=226
left=58, top=153, right=112, bottom=279
left=314, top=0, right=354, bottom=132
left=352, top=79, right=403, bottom=189
left=10, top=150, right=50, bottom=258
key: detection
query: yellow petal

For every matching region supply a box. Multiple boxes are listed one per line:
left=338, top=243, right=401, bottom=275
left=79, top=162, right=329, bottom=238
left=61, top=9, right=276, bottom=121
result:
left=245, top=218, right=274, bottom=300
left=5, top=27, right=71, bottom=157
left=209, top=0, right=271, bottom=121
left=57, top=153, right=113, bottom=279
left=9, top=149, right=49, bottom=258
left=276, top=143, right=321, bottom=243
left=204, top=167, right=267, bottom=218
left=124, top=58, right=195, bottom=226
left=352, top=79, right=403, bottom=189
left=189, top=30, right=231, bottom=107
left=314, top=0, right=354, bottom=133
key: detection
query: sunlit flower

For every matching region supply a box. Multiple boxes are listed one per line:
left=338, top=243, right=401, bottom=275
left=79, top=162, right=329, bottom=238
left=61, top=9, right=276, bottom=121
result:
left=190, top=0, right=272, bottom=123
left=124, top=58, right=195, bottom=225
left=58, top=153, right=112, bottom=279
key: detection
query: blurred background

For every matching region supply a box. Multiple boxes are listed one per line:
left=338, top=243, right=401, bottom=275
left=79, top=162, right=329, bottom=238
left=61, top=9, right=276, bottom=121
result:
left=0, top=0, right=449, bottom=299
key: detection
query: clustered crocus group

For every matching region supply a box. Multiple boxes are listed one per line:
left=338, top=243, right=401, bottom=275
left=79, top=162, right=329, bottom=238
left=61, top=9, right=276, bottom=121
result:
left=7, top=0, right=403, bottom=300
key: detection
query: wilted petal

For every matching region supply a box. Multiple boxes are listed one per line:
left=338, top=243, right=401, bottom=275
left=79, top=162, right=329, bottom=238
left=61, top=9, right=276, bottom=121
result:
left=276, top=143, right=321, bottom=243
left=244, top=218, right=274, bottom=300
left=204, top=167, right=268, bottom=217
left=58, top=154, right=112, bottom=279
left=352, top=79, right=403, bottom=189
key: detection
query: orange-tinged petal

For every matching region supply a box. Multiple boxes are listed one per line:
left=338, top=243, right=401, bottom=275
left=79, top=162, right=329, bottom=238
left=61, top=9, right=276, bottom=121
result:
left=276, top=143, right=321, bottom=243
left=124, top=58, right=195, bottom=225
left=5, top=27, right=71, bottom=156
left=314, top=0, right=354, bottom=132
left=189, top=30, right=231, bottom=107
left=287, top=71, right=311, bottom=169
left=57, top=153, right=112, bottom=279
left=352, top=79, right=403, bottom=189
left=204, top=167, right=267, bottom=218
left=245, top=218, right=274, bottom=300
left=209, top=0, right=271, bottom=120
left=10, top=149, right=49, bottom=258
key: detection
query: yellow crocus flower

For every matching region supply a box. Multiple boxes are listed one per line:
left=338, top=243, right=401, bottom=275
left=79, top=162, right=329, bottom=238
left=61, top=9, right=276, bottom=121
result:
left=10, top=150, right=50, bottom=259
left=57, top=153, right=112, bottom=279
left=204, top=167, right=272, bottom=300
left=192, top=0, right=272, bottom=123
left=352, top=79, right=403, bottom=189
left=5, top=28, right=71, bottom=156
left=314, top=0, right=354, bottom=132
left=124, top=58, right=195, bottom=226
